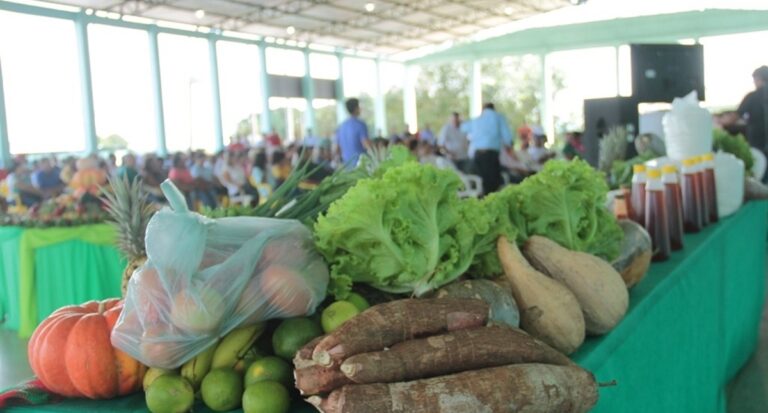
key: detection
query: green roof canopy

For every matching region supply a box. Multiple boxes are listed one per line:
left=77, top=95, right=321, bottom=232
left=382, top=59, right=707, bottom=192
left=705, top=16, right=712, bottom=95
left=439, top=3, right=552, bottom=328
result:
left=409, top=8, right=768, bottom=64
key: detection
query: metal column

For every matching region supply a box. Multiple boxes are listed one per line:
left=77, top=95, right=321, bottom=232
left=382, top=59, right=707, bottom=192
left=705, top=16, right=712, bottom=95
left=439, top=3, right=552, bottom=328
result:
left=374, top=58, right=387, bottom=137
left=208, top=36, right=224, bottom=151
left=403, top=65, right=417, bottom=133
left=469, top=60, right=482, bottom=118
left=335, top=52, right=346, bottom=124
left=258, top=42, right=271, bottom=134
left=0, top=61, right=11, bottom=168
left=147, top=26, right=167, bottom=156
left=302, top=49, right=316, bottom=136
left=74, top=15, right=97, bottom=154
left=539, top=53, right=554, bottom=140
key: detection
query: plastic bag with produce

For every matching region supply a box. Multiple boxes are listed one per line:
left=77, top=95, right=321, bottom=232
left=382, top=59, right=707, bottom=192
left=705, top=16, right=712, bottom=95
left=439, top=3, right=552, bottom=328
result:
left=111, top=180, right=329, bottom=369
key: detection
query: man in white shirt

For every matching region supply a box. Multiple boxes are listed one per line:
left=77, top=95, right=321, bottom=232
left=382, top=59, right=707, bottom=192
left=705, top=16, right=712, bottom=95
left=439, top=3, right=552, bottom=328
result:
left=438, top=112, right=470, bottom=173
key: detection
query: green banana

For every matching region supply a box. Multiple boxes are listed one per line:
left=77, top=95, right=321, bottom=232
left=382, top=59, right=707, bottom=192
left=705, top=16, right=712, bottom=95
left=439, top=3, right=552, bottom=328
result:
left=233, top=346, right=264, bottom=373
left=142, top=367, right=176, bottom=391
left=181, top=341, right=218, bottom=389
left=211, top=323, right=265, bottom=370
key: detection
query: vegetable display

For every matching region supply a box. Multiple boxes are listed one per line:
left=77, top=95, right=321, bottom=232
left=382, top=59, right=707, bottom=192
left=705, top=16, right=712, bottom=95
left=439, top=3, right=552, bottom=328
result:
left=482, top=159, right=624, bottom=273
left=297, top=298, right=599, bottom=413
left=315, top=161, right=495, bottom=298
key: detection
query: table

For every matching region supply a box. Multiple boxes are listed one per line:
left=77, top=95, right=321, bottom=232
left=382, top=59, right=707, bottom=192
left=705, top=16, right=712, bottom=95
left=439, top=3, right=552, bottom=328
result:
left=7, top=201, right=767, bottom=413
left=0, top=225, right=124, bottom=338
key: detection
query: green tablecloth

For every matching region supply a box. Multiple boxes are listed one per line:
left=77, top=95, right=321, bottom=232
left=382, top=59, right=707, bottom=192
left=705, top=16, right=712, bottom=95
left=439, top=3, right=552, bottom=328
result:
left=6, top=201, right=768, bottom=413
left=572, top=200, right=767, bottom=412
left=0, top=224, right=124, bottom=337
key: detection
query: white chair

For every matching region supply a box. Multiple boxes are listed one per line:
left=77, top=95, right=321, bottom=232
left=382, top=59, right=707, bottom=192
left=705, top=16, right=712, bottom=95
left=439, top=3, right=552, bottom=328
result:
left=458, top=174, right=483, bottom=198
left=749, top=147, right=766, bottom=181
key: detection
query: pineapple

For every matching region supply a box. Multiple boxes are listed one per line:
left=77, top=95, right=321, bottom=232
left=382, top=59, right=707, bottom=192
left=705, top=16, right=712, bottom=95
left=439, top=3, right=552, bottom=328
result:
left=598, top=126, right=629, bottom=174
left=102, top=176, right=155, bottom=296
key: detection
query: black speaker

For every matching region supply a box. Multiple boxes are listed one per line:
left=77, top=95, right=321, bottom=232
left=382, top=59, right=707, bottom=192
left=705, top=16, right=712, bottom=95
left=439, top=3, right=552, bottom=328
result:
left=631, top=44, right=705, bottom=103
left=583, top=97, right=639, bottom=167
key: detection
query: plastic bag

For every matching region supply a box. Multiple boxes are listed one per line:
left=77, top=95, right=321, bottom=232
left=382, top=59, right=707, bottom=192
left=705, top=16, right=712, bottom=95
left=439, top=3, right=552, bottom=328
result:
left=662, top=91, right=713, bottom=160
left=111, top=180, right=329, bottom=368
left=714, top=151, right=744, bottom=218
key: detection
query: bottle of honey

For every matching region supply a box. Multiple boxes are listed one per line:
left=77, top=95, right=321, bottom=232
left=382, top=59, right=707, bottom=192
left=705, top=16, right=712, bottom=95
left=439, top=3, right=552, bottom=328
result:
left=701, top=153, right=719, bottom=223
left=681, top=158, right=702, bottom=233
left=645, top=169, right=671, bottom=262
left=694, top=156, right=710, bottom=227
left=630, top=164, right=647, bottom=225
left=662, top=165, right=684, bottom=251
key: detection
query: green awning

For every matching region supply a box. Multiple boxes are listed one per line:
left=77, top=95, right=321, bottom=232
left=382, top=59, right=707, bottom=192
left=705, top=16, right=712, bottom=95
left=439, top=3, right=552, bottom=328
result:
left=409, top=8, right=768, bottom=64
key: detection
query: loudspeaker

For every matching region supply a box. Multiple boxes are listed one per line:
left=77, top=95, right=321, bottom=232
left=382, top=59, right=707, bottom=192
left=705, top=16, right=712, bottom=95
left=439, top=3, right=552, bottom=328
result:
left=583, top=97, right=639, bottom=167
left=631, top=44, right=705, bottom=103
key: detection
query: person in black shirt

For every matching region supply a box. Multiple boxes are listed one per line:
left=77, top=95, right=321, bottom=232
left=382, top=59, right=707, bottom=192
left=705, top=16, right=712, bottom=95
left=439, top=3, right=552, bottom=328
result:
left=737, top=66, right=768, bottom=156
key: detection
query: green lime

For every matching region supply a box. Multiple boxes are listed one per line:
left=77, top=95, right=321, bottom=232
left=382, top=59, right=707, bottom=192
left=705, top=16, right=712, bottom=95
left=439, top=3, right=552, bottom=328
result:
left=245, top=356, right=292, bottom=386
left=346, top=293, right=371, bottom=311
left=145, top=375, right=194, bottom=413
left=272, top=317, right=323, bottom=360
left=242, top=381, right=290, bottom=413
left=143, top=367, right=176, bottom=392
left=200, top=368, right=243, bottom=412
left=321, top=301, right=360, bottom=333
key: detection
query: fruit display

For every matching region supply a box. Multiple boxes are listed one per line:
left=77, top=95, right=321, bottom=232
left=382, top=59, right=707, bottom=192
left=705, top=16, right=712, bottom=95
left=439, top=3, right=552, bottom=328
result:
left=0, top=194, right=108, bottom=228
left=296, top=298, right=598, bottom=413
left=25, top=154, right=660, bottom=412
left=27, top=298, right=147, bottom=399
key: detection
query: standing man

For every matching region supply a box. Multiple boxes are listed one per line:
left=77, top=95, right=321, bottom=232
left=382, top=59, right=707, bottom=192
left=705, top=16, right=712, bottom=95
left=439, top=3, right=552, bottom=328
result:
left=438, top=112, right=470, bottom=173
left=335, top=98, right=371, bottom=168
left=463, top=103, right=516, bottom=194
left=738, top=66, right=768, bottom=160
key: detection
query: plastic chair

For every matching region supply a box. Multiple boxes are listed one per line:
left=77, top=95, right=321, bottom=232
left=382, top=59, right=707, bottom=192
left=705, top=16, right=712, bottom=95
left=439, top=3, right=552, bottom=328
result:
left=457, top=174, right=483, bottom=198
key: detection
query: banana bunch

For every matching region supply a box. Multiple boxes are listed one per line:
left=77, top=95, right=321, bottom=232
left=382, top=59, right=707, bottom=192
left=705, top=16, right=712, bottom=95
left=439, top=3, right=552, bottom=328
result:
left=180, top=323, right=266, bottom=388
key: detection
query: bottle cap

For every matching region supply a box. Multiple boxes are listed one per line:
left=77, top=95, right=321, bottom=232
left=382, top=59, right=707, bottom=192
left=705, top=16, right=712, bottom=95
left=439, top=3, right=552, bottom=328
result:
left=662, top=165, right=677, bottom=174
left=646, top=169, right=661, bottom=179
left=702, top=153, right=714, bottom=161
left=682, top=158, right=696, bottom=167
left=633, top=164, right=647, bottom=173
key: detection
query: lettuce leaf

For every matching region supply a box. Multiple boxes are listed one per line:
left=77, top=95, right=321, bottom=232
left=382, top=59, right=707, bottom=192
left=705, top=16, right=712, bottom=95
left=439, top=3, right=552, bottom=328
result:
left=474, top=159, right=622, bottom=274
left=314, top=162, right=489, bottom=298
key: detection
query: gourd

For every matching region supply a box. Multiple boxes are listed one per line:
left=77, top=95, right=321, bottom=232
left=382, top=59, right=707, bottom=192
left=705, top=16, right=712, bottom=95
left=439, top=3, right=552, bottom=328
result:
left=524, top=236, right=629, bottom=336
left=496, top=237, right=585, bottom=354
left=28, top=299, right=147, bottom=399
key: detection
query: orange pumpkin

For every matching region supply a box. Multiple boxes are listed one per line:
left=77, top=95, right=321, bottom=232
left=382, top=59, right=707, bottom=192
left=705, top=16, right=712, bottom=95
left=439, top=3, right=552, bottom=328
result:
left=27, top=298, right=147, bottom=399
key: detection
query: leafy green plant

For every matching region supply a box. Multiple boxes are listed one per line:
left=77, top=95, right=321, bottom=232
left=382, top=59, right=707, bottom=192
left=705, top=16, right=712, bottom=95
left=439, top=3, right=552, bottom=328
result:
left=713, top=128, right=754, bottom=171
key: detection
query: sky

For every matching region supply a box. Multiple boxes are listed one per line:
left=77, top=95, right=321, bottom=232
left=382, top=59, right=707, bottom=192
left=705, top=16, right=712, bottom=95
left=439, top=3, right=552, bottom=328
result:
left=0, top=7, right=767, bottom=154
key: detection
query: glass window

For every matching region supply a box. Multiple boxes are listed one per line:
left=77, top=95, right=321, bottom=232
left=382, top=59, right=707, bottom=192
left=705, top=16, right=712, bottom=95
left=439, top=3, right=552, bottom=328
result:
left=217, top=41, right=262, bottom=145
left=158, top=33, right=215, bottom=153
left=89, top=24, right=155, bottom=153
left=0, top=11, right=84, bottom=154
left=266, top=47, right=305, bottom=77
left=309, top=53, right=339, bottom=80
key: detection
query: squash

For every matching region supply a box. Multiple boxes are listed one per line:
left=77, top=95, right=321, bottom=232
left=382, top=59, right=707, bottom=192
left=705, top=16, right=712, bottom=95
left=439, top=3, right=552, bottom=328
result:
left=27, top=299, right=147, bottom=399
left=496, top=237, right=585, bottom=354
left=524, top=236, right=629, bottom=336
left=434, top=279, right=520, bottom=328
left=611, top=220, right=652, bottom=288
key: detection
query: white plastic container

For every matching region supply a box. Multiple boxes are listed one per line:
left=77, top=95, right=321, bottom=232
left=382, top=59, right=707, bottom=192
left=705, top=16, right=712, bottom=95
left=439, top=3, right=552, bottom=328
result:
left=714, top=152, right=744, bottom=218
left=662, top=91, right=713, bottom=161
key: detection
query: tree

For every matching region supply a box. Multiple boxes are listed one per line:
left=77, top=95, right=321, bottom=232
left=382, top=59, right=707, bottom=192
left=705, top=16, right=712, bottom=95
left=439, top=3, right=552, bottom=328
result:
left=415, top=62, right=471, bottom=132
left=385, top=89, right=405, bottom=137
left=98, top=134, right=128, bottom=151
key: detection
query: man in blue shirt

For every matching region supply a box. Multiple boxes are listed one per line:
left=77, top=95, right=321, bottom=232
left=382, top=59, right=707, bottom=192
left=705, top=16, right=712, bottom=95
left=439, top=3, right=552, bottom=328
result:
left=462, top=103, right=517, bottom=194
left=336, top=98, right=371, bottom=168
left=31, top=157, right=64, bottom=198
